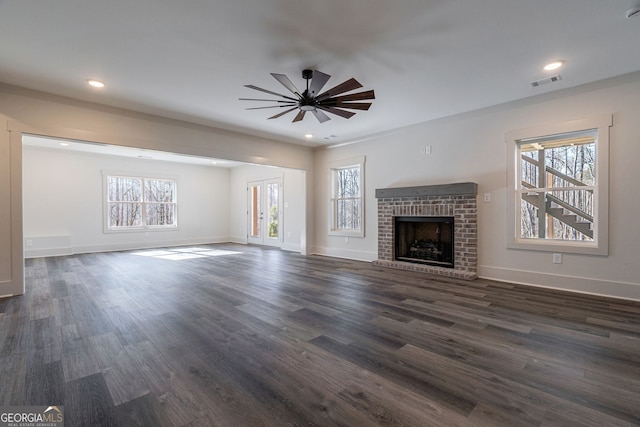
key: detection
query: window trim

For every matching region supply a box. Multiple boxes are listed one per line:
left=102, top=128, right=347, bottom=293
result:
left=102, top=170, right=179, bottom=233
left=506, top=115, right=611, bottom=255
left=329, top=156, right=365, bottom=238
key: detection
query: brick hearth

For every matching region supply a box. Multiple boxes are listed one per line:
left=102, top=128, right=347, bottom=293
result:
left=373, top=183, right=478, bottom=280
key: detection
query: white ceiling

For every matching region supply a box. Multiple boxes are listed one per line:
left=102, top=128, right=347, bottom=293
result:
left=2, top=0, right=640, bottom=147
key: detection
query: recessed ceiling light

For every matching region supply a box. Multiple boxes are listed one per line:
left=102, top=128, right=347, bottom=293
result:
left=87, top=79, right=105, bottom=88
left=543, top=61, right=564, bottom=71
left=59, top=142, right=69, bottom=147
left=305, top=133, right=314, bottom=139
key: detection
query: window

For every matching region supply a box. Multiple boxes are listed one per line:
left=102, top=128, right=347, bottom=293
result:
left=105, top=174, right=177, bottom=231
left=506, top=115, right=611, bottom=255
left=330, top=156, right=365, bottom=237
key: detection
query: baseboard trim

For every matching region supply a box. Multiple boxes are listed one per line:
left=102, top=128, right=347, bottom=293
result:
left=310, top=246, right=377, bottom=262
left=479, top=265, right=640, bottom=302
left=228, top=237, right=248, bottom=245
left=24, top=247, right=73, bottom=258
left=281, top=242, right=301, bottom=253
left=24, top=235, right=72, bottom=258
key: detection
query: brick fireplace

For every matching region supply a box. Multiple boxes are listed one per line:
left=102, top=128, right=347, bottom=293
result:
left=373, top=182, right=478, bottom=280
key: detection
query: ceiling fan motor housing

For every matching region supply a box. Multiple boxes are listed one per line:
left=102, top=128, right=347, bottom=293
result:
left=299, top=99, right=317, bottom=111
left=300, top=71, right=317, bottom=111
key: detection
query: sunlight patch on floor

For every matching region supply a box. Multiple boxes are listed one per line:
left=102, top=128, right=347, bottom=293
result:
left=131, top=247, right=242, bottom=260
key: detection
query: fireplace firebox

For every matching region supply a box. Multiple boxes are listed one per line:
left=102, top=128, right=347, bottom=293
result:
left=395, top=216, right=454, bottom=268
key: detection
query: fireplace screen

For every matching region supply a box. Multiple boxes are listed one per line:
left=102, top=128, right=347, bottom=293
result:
left=394, top=216, right=454, bottom=268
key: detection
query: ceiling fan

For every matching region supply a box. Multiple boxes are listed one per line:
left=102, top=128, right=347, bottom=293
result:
left=240, top=69, right=375, bottom=123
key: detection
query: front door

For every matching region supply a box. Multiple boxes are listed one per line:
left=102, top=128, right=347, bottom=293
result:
left=247, top=179, right=282, bottom=247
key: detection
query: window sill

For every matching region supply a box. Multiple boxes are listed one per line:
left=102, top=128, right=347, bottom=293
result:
left=329, top=230, right=365, bottom=238
left=507, top=238, right=607, bottom=256
left=104, top=226, right=179, bottom=234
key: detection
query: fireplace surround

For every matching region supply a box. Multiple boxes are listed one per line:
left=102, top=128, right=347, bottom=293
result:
left=373, top=182, right=478, bottom=280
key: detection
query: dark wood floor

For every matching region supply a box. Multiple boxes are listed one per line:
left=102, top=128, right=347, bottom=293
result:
left=1, top=244, right=639, bottom=426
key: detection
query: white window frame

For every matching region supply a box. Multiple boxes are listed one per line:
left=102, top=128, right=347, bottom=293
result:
left=506, top=115, right=611, bottom=255
left=329, top=156, right=365, bottom=238
left=103, top=171, right=179, bottom=233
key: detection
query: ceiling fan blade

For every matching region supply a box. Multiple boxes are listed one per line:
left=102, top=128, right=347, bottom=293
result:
left=316, top=78, right=363, bottom=101
left=292, top=110, right=306, bottom=122
left=311, top=109, right=331, bottom=123
left=244, top=85, right=298, bottom=101
left=327, top=90, right=375, bottom=102
left=268, top=106, right=298, bottom=120
left=271, top=73, right=302, bottom=97
left=333, top=102, right=372, bottom=111
left=318, top=105, right=356, bottom=119
left=246, top=105, right=296, bottom=110
left=239, top=98, right=297, bottom=103
left=308, top=70, right=331, bottom=97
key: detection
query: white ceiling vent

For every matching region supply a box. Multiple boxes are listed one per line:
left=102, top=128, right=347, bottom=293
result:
left=530, top=74, right=562, bottom=88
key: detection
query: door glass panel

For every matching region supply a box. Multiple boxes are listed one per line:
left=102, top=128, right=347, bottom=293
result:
left=250, top=184, right=261, bottom=238
left=267, top=182, right=279, bottom=239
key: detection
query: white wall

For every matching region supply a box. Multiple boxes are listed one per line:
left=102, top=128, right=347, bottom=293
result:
left=229, top=164, right=306, bottom=252
left=281, top=168, right=306, bottom=253
left=0, top=85, right=314, bottom=170
left=313, top=73, right=640, bottom=300
left=0, top=84, right=315, bottom=295
left=22, top=145, right=231, bottom=256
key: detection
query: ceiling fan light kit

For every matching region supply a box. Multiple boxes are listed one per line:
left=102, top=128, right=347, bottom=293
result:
left=240, top=69, right=375, bottom=123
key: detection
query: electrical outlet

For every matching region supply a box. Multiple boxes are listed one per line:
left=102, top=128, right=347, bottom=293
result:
left=553, top=253, right=562, bottom=264
left=26, top=239, right=33, bottom=247
left=344, top=237, right=349, bottom=244
left=483, top=193, right=491, bottom=203
left=419, top=146, right=432, bottom=155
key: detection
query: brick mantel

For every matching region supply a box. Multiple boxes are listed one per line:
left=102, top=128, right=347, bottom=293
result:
left=373, top=183, right=478, bottom=280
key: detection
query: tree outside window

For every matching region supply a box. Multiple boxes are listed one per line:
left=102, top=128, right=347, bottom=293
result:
left=107, top=176, right=142, bottom=227
left=106, top=175, right=177, bottom=230
left=330, top=157, right=365, bottom=237
left=267, top=181, right=279, bottom=239
left=145, top=178, right=177, bottom=227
